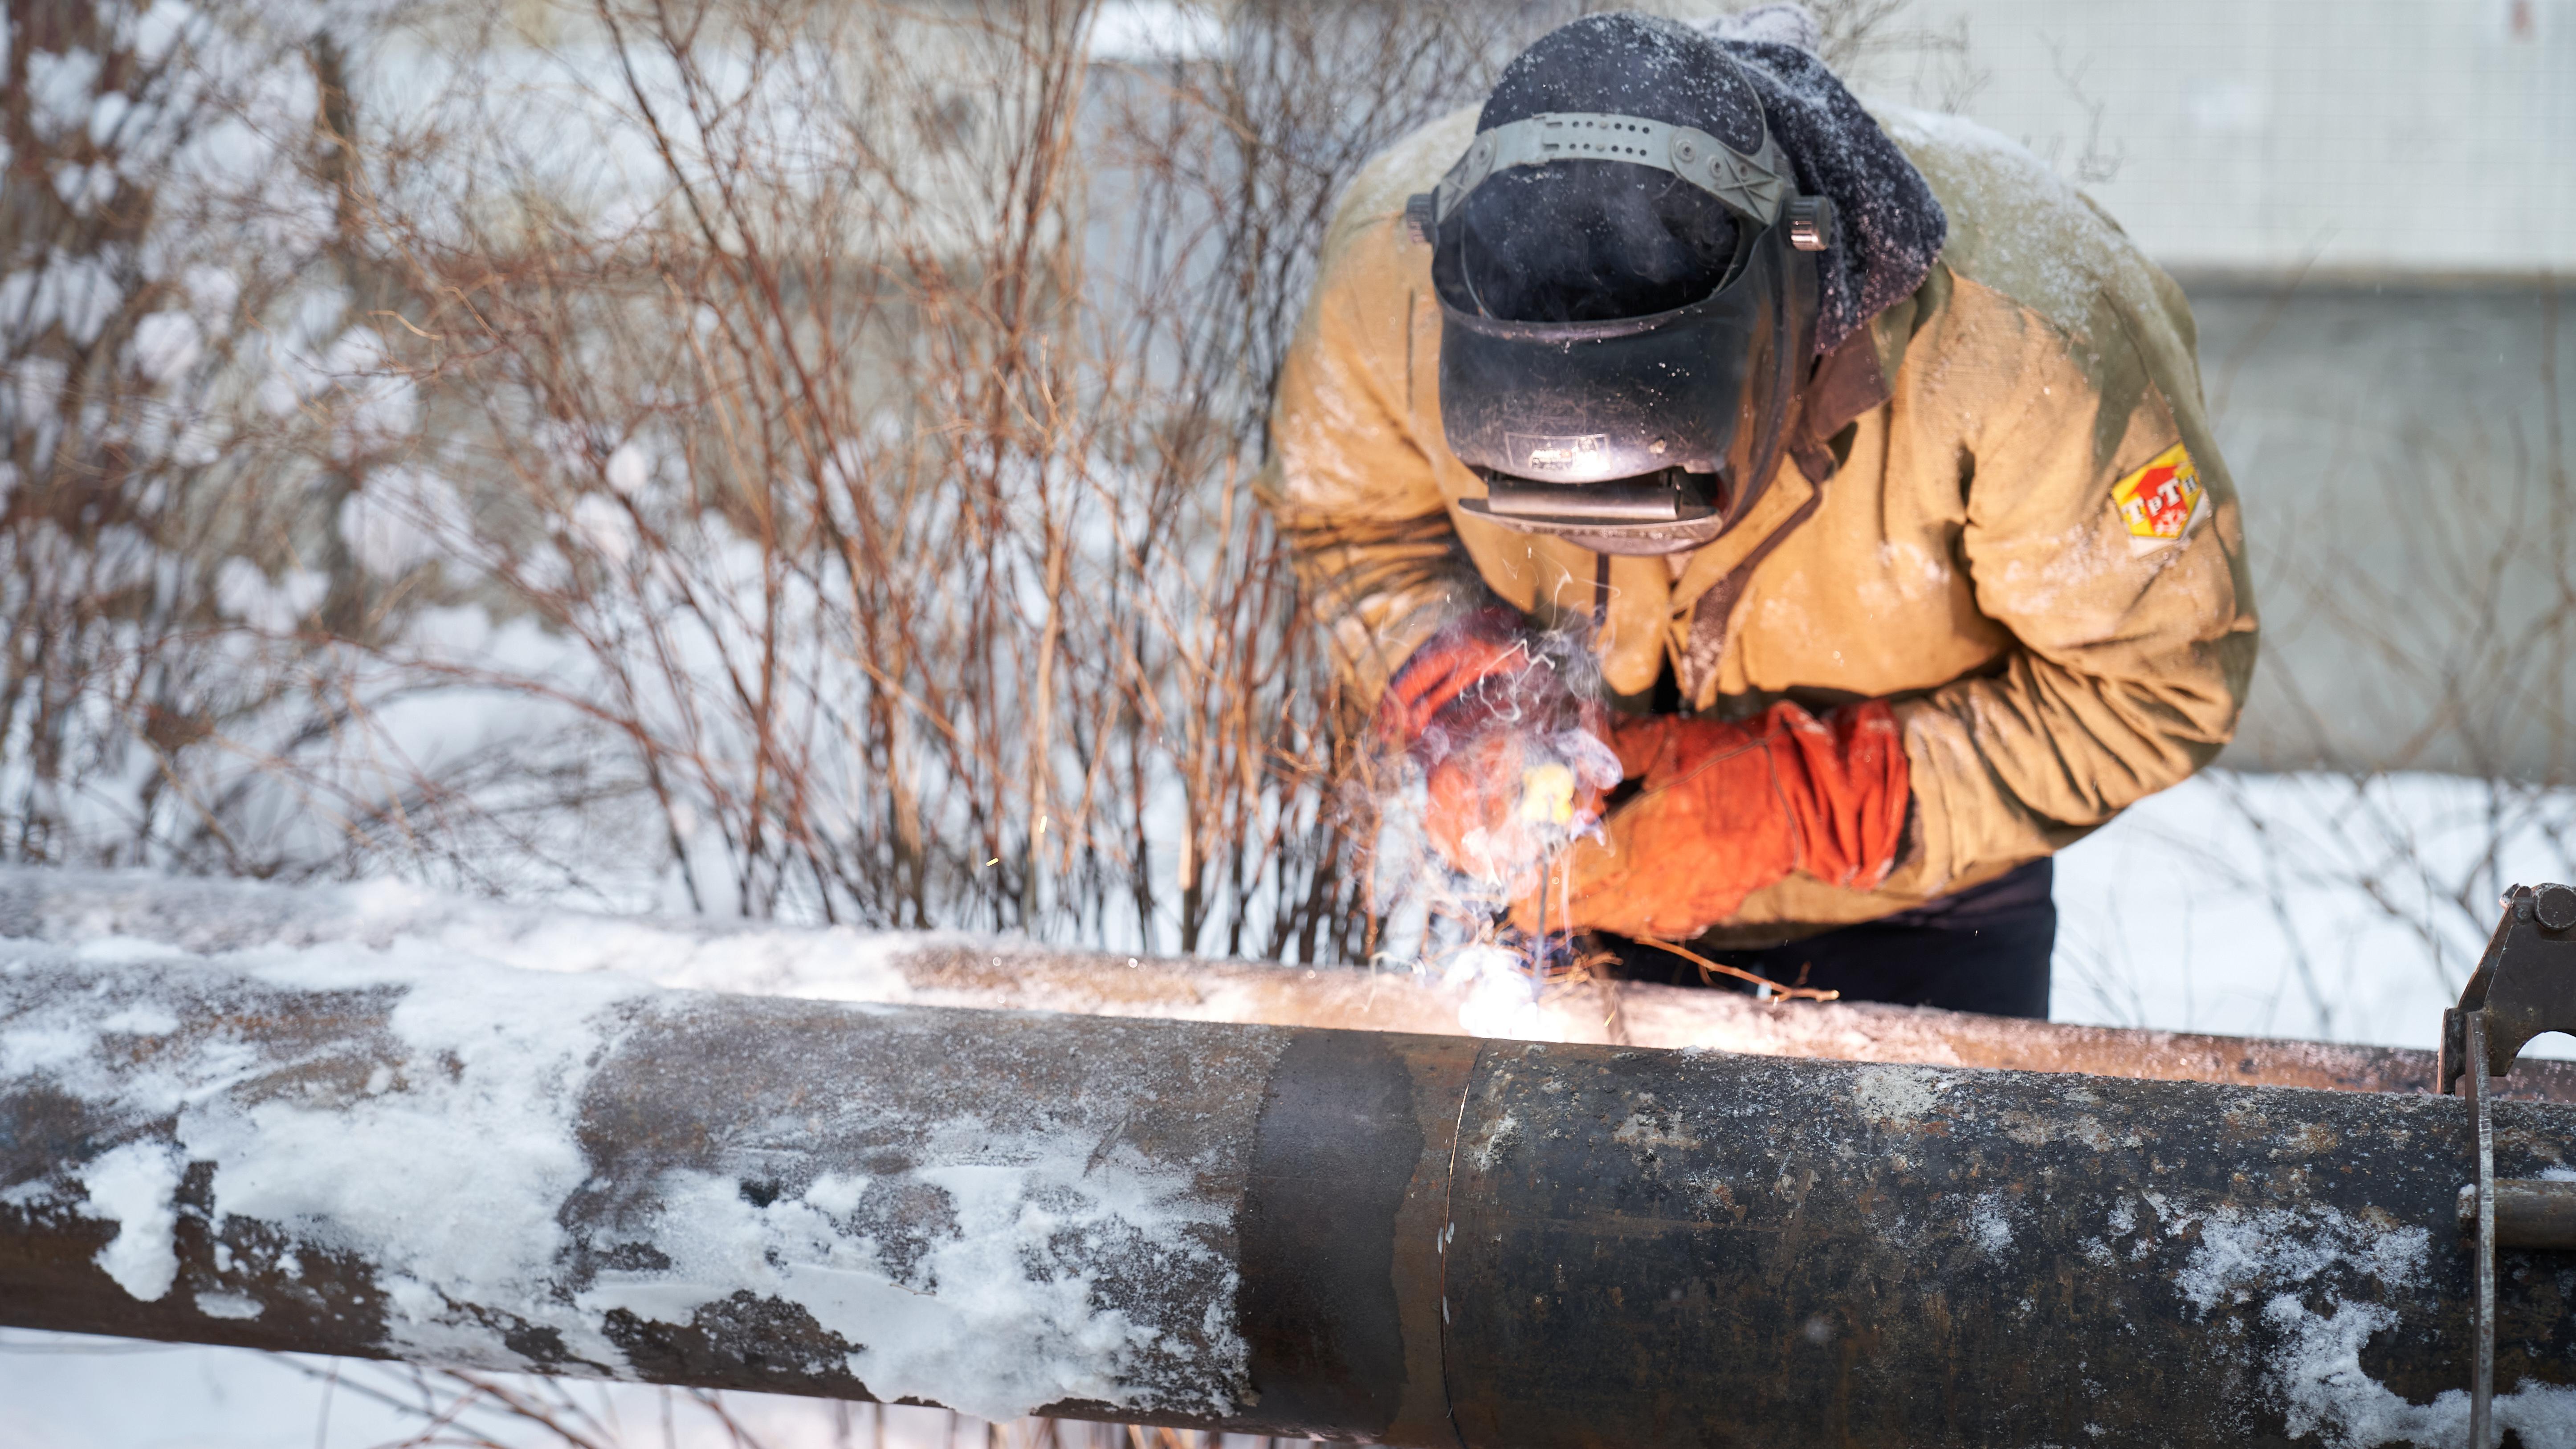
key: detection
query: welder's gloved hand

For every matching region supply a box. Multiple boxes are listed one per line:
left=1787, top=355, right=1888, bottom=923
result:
left=1375, top=607, right=1622, bottom=888
left=1513, top=700, right=1909, bottom=939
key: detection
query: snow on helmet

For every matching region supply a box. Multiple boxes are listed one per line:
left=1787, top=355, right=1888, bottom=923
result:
left=1410, top=14, right=1835, bottom=555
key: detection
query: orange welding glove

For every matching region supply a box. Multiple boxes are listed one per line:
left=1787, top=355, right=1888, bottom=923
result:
left=1513, top=700, right=1909, bottom=939
left=1375, top=607, right=1620, bottom=887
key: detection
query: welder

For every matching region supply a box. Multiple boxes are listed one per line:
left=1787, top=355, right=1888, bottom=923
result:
left=1260, top=9, right=2257, bottom=1018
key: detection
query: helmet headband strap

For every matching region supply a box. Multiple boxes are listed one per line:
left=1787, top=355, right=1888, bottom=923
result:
left=1432, top=110, right=1795, bottom=229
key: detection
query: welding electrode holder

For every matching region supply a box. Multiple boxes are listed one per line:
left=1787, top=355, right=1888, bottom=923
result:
left=2443, top=881, right=2576, bottom=1448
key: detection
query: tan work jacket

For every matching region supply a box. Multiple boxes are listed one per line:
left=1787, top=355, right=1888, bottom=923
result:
left=1261, top=103, right=2258, bottom=940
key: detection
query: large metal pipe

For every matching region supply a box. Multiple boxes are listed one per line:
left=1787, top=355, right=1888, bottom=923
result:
left=6, top=948, right=2574, bottom=1445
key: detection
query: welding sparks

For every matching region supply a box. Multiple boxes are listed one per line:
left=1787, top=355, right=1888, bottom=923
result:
left=1439, top=942, right=1565, bottom=1041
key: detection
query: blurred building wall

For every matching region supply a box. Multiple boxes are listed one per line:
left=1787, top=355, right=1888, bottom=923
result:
left=2186, top=277, right=2569, bottom=776
left=1864, top=0, right=2574, bottom=274
left=1846, top=0, right=2576, bottom=776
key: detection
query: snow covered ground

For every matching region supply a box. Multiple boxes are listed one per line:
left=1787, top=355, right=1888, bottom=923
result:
left=6, top=766, right=2572, bottom=1448
left=0, top=1345, right=1135, bottom=1449
left=2052, top=770, right=2576, bottom=1054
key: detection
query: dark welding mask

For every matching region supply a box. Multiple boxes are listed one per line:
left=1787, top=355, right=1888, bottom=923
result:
left=1409, top=98, right=1835, bottom=556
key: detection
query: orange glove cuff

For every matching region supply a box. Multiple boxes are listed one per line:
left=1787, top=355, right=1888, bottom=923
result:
left=1768, top=699, right=1909, bottom=890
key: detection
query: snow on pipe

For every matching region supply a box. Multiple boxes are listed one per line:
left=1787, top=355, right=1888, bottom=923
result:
left=7, top=952, right=2576, bottom=1445
left=7, top=866, right=2573, bottom=1103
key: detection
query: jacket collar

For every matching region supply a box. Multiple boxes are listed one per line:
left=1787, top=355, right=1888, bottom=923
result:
left=1667, top=320, right=1896, bottom=613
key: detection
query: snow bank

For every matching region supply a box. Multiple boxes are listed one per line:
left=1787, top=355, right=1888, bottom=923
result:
left=0, top=1335, right=1042, bottom=1449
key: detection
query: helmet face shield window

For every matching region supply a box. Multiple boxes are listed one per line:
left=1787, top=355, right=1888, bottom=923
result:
left=1439, top=218, right=1818, bottom=556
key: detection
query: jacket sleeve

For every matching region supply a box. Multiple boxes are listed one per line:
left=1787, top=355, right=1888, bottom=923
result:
left=1887, top=280, right=2259, bottom=895
left=1258, top=210, right=1485, bottom=709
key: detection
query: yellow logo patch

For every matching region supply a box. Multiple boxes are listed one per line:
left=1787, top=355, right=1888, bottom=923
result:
left=2112, top=443, right=2205, bottom=545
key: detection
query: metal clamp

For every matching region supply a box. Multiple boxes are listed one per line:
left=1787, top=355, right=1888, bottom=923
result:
left=2444, top=881, right=2576, bottom=1447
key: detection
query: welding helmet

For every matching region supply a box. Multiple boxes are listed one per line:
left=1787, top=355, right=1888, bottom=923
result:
left=1408, top=16, right=1834, bottom=556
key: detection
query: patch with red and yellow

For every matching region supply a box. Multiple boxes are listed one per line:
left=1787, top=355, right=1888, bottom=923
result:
left=2111, top=443, right=2205, bottom=548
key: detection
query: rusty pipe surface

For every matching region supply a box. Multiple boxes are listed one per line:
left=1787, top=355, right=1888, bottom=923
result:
left=6, top=866, right=2569, bottom=1103
left=11, top=947, right=2576, bottom=1445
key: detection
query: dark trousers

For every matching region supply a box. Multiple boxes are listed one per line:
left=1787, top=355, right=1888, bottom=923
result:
left=1593, top=858, right=2055, bottom=1019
